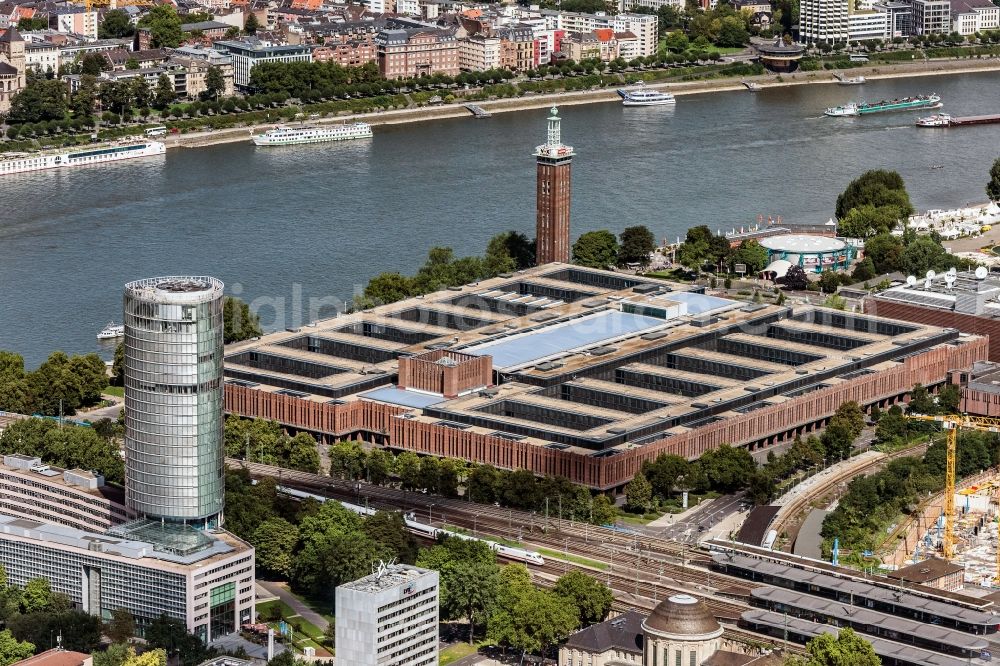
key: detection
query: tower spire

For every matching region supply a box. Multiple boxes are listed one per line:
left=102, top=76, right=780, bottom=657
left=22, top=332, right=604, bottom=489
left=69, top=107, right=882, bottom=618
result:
left=534, top=107, right=574, bottom=265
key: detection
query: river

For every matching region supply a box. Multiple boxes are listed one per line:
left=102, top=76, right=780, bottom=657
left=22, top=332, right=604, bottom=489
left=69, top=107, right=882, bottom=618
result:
left=2, top=70, right=999, bottom=367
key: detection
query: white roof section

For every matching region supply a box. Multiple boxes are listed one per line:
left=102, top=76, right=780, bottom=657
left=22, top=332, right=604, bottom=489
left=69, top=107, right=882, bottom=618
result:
left=762, top=259, right=793, bottom=278
left=759, top=234, right=847, bottom=253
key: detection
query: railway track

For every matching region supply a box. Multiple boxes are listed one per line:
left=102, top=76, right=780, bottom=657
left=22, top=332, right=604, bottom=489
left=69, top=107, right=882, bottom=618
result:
left=232, top=460, right=794, bottom=650
left=769, top=443, right=931, bottom=546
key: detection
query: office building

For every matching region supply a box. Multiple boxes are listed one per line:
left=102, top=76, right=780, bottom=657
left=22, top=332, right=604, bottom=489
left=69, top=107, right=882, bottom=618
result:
left=335, top=564, right=439, bottom=666
left=0, top=454, right=128, bottom=533
left=910, top=0, right=952, bottom=34
left=534, top=107, right=573, bottom=265
left=612, top=13, right=658, bottom=57
left=213, top=39, right=311, bottom=91
left=0, top=514, right=254, bottom=641
left=124, top=277, right=226, bottom=528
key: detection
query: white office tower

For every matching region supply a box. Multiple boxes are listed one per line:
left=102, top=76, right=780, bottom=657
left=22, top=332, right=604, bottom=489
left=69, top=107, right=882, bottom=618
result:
left=335, top=563, right=440, bottom=666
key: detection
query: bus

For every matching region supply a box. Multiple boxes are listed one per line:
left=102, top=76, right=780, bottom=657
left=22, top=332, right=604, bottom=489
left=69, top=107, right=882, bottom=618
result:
left=144, top=126, right=167, bottom=137
left=849, top=54, right=869, bottom=63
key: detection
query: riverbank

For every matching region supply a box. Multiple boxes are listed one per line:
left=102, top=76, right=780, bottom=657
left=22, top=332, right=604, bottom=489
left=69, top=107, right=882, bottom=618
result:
left=166, top=56, right=1000, bottom=150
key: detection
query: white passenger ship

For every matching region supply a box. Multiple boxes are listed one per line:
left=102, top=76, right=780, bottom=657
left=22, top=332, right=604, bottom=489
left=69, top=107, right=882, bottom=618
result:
left=617, top=86, right=676, bottom=106
left=252, top=122, right=373, bottom=146
left=0, top=139, right=166, bottom=176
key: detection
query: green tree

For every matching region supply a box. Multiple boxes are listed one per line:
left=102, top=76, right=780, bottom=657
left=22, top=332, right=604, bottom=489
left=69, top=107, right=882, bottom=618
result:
left=138, top=5, right=184, bottom=48
left=642, top=454, right=689, bottom=498
left=0, top=351, right=33, bottom=414
left=99, top=9, right=136, bottom=38
left=835, top=170, right=913, bottom=219
left=93, top=643, right=130, bottom=666
left=779, top=264, right=809, bottom=290
left=287, top=432, right=320, bottom=473
left=366, top=448, right=394, bottom=485
left=20, top=578, right=52, bottom=614
left=0, top=629, right=35, bottom=666
left=123, top=649, right=166, bottom=666
left=572, top=230, right=620, bottom=269
left=153, top=73, right=174, bottom=110
left=838, top=204, right=900, bottom=238
left=244, top=11, right=260, bottom=35
left=937, top=383, right=961, bottom=413
left=112, top=342, right=125, bottom=386
left=822, top=294, right=847, bottom=310
left=8, top=610, right=101, bottom=654
left=590, top=494, right=617, bottom=525
left=987, top=157, right=1000, bottom=204
left=80, top=53, right=109, bottom=77
left=487, top=564, right=577, bottom=655
left=223, top=296, right=262, bottom=344
left=908, top=383, right=937, bottom=415
left=901, top=236, right=959, bottom=275
left=730, top=239, right=769, bottom=273
left=664, top=30, right=689, bottom=51
left=7, top=78, right=68, bottom=124
left=798, top=627, right=881, bottom=666
left=144, top=615, right=209, bottom=666
left=106, top=608, right=136, bottom=644
left=618, top=225, right=656, bottom=266
left=205, top=65, right=226, bottom=100
left=360, top=272, right=416, bottom=307
left=624, top=470, right=651, bottom=512
left=851, top=257, right=876, bottom=282
left=397, top=452, right=421, bottom=491
left=863, top=233, right=905, bottom=274
left=484, top=231, right=534, bottom=274
left=747, top=470, right=776, bottom=505
left=700, top=444, right=755, bottom=492
left=253, top=518, right=299, bottom=577
left=17, top=17, right=48, bottom=30
left=717, top=15, right=750, bottom=46
left=552, top=571, right=613, bottom=627
left=818, top=271, right=841, bottom=294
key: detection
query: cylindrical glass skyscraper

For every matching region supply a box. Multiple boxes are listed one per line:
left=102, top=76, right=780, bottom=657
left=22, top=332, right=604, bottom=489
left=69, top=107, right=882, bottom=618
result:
left=123, top=276, right=226, bottom=528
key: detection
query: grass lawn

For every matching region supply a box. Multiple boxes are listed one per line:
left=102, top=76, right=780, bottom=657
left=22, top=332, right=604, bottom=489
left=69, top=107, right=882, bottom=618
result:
left=257, top=599, right=296, bottom=621
left=103, top=386, right=124, bottom=398
left=286, top=589, right=336, bottom=626
left=536, top=547, right=609, bottom=571
left=440, top=643, right=479, bottom=665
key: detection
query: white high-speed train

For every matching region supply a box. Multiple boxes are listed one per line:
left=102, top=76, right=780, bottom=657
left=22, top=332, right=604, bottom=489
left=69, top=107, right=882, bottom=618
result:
left=278, top=486, right=545, bottom=566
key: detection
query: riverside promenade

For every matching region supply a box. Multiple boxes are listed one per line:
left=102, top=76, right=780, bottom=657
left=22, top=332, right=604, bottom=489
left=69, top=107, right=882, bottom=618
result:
left=167, top=56, right=1000, bottom=150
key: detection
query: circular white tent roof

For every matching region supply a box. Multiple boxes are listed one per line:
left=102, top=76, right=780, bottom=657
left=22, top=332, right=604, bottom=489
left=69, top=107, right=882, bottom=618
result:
left=762, top=259, right=793, bottom=278
left=759, top=234, right=847, bottom=253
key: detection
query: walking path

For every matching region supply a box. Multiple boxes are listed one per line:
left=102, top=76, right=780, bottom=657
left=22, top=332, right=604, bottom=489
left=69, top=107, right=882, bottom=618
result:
left=257, top=580, right=331, bottom=632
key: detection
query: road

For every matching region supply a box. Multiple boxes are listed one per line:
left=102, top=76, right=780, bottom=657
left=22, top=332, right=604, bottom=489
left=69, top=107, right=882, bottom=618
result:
left=257, top=580, right=330, bottom=632
left=652, top=494, right=746, bottom=543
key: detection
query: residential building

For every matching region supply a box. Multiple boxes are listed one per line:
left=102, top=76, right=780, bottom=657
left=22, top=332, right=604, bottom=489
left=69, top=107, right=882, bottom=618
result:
left=104, top=47, right=170, bottom=71
left=494, top=24, right=534, bottom=70
left=213, top=39, right=311, bottom=91
left=950, top=0, right=999, bottom=34
left=618, top=0, right=684, bottom=13
left=459, top=33, right=500, bottom=71
left=23, top=40, right=57, bottom=72
left=313, top=37, right=377, bottom=68
left=0, top=513, right=254, bottom=641
left=171, top=55, right=234, bottom=97
left=535, top=107, right=573, bottom=265
left=55, top=38, right=133, bottom=70
left=612, top=13, right=657, bottom=56
left=0, top=454, right=129, bottom=533
left=799, top=0, right=849, bottom=42
left=52, top=9, right=99, bottom=39
left=375, top=28, right=459, bottom=79
left=124, top=277, right=226, bottom=528
left=910, top=0, right=951, bottom=34
left=561, top=31, right=600, bottom=61
left=615, top=30, right=640, bottom=59
left=10, top=649, right=92, bottom=666
left=335, top=564, right=439, bottom=666
left=539, top=8, right=611, bottom=34
left=0, top=26, right=25, bottom=116
left=181, top=20, right=233, bottom=40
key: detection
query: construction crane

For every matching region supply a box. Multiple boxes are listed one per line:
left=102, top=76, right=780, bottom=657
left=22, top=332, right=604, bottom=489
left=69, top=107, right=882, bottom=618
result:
left=83, top=0, right=154, bottom=14
left=906, top=414, right=1000, bottom=563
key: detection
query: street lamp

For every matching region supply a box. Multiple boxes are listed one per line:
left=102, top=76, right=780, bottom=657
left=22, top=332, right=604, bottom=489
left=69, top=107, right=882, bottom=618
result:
left=429, top=503, right=435, bottom=525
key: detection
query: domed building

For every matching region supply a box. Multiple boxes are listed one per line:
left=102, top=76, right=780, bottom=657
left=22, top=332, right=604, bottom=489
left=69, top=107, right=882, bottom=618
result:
left=560, top=594, right=780, bottom=666
left=642, top=594, right=724, bottom=665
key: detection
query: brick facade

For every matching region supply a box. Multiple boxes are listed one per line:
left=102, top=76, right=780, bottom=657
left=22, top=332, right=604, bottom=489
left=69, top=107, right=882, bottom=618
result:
left=865, top=297, right=1000, bottom=361
left=535, top=159, right=572, bottom=264
left=397, top=350, right=493, bottom=398
left=225, top=337, right=986, bottom=490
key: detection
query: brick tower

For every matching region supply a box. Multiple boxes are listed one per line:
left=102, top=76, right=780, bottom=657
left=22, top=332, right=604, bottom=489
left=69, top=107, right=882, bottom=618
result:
left=534, top=106, right=573, bottom=265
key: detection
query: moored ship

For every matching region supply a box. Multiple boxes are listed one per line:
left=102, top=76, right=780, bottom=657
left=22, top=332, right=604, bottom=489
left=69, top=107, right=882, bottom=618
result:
left=825, top=94, right=941, bottom=117
left=252, top=122, right=373, bottom=146
left=617, top=86, right=676, bottom=106
left=916, top=113, right=952, bottom=127
left=0, top=139, right=166, bottom=176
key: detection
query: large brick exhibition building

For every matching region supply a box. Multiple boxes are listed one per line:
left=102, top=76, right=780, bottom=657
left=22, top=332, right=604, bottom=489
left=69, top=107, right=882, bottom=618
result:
left=223, top=264, right=985, bottom=490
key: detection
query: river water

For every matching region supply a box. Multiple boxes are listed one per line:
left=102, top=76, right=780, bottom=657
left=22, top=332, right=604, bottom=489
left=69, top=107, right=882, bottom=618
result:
left=3, top=71, right=999, bottom=367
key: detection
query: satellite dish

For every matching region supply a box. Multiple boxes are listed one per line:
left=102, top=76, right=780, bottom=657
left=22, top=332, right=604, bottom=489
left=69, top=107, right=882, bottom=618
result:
left=945, top=273, right=956, bottom=288
left=906, top=275, right=917, bottom=286
left=926, top=270, right=936, bottom=280
left=947, top=267, right=958, bottom=276
left=976, top=266, right=989, bottom=280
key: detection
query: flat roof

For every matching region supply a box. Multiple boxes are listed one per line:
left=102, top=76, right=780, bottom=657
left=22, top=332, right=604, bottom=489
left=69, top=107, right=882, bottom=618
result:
left=659, top=291, right=738, bottom=315
left=359, top=386, right=446, bottom=409
left=462, top=309, right=666, bottom=370
left=741, top=610, right=973, bottom=666
left=759, top=234, right=847, bottom=253
left=338, top=563, right=435, bottom=594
